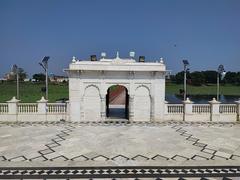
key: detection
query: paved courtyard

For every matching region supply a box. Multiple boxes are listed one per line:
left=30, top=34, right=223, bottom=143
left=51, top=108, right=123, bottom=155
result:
left=0, top=121, right=240, bottom=167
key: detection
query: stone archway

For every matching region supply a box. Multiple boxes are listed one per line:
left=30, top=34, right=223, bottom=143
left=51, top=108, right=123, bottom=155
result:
left=67, top=53, right=167, bottom=122
left=106, top=85, right=129, bottom=120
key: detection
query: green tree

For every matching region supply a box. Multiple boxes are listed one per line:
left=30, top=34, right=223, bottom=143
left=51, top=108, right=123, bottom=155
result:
left=190, top=71, right=205, bottom=86
left=18, top=68, right=28, bottom=81
left=236, top=72, right=240, bottom=85
left=32, top=73, right=45, bottom=82
left=224, top=71, right=238, bottom=84
left=202, top=70, right=217, bottom=84
left=175, top=71, right=190, bottom=84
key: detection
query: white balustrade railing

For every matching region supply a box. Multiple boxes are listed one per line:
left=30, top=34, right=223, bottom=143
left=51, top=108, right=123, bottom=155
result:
left=0, top=99, right=239, bottom=122
left=192, top=104, right=211, bottom=113
left=219, top=104, right=237, bottom=114
left=167, top=104, right=183, bottom=114
left=18, top=103, right=38, bottom=113
left=47, top=103, right=66, bottom=113
left=0, top=103, right=8, bottom=114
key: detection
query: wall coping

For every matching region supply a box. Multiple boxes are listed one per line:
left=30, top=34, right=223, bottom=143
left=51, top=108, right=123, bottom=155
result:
left=37, top=96, right=48, bottom=103
left=7, top=97, right=20, bottom=103
left=209, top=98, right=221, bottom=104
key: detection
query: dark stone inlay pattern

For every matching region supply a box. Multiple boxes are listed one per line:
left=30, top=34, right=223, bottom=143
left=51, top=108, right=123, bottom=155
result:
left=0, top=166, right=239, bottom=179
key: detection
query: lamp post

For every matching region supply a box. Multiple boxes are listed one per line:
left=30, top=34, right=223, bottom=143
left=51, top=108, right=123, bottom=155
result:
left=39, top=56, right=50, bottom=100
left=11, top=64, right=19, bottom=99
left=182, top=60, right=189, bottom=101
left=217, top=64, right=225, bottom=101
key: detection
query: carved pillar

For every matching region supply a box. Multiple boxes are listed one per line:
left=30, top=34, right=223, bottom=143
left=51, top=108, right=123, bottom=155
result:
left=100, top=95, right=106, bottom=121
left=128, top=95, right=134, bottom=121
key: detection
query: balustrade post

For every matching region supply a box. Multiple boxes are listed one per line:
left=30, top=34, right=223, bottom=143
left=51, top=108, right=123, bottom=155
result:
left=209, top=98, right=220, bottom=121
left=65, top=100, right=70, bottom=121
left=66, top=100, right=70, bottom=114
left=235, top=99, right=240, bottom=121
left=164, top=101, right=169, bottom=115
left=37, top=96, right=48, bottom=114
left=183, top=98, right=193, bottom=121
left=7, top=97, right=20, bottom=121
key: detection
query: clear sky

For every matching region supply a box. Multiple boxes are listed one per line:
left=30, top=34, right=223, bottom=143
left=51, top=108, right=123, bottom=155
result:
left=0, top=0, right=240, bottom=77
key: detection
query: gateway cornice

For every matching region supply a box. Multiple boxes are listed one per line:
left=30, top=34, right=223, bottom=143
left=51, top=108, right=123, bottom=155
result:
left=67, top=61, right=166, bottom=72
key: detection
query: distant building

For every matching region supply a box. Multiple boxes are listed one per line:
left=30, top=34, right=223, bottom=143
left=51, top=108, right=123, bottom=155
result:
left=3, top=73, right=13, bottom=81
left=49, top=74, right=68, bottom=83
left=23, top=78, right=30, bottom=82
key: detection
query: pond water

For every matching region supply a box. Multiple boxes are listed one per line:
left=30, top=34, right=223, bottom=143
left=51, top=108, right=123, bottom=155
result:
left=166, top=94, right=240, bottom=104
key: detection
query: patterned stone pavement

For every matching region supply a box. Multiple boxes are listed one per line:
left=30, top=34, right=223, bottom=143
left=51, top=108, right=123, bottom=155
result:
left=0, top=121, right=239, bottom=167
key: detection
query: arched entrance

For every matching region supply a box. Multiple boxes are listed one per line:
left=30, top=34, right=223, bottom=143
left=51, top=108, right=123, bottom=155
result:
left=106, top=85, right=129, bottom=120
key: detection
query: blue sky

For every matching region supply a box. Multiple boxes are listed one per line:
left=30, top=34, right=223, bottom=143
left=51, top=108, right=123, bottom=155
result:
left=0, top=0, right=240, bottom=77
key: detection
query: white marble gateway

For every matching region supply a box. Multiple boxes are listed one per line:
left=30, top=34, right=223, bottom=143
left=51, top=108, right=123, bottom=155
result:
left=65, top=52, right=168, bottom=122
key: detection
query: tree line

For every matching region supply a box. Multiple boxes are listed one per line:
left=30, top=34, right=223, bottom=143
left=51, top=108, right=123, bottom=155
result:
left=4, top=68, right=240, bottom=86
left=170, top=71, right=240, bottom=86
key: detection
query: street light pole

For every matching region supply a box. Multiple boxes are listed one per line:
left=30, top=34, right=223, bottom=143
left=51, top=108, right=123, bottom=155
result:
left=16, top=71, right=19, bottom=99
left=217, top=72, right=219, bottom=101
left=217, top=64, right=225, bottom=101
left=182, top=60, right=189, bottom=101
left=45, top=66, right=48, bottom=100
left=39, top=56, right=50, bottom=100
left=11, top=64, right=19, bottom=99
left=184, top=66, right=187, bottom=101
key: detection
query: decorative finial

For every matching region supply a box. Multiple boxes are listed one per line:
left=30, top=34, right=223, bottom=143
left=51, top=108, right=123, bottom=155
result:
left=72, top=56, right=76, bottom=63
left=183, top=97, right=193, bottom=104
left=160, top=57, right=164, bottom=64
left=209, top=97, right=220, bottom=104
left=101, top=52, right=106, bottom=58
left=116, top=51, right=120, bottom=59
left=129, top=51, right=135, bottom=58
left=37, top=96, right=48, bottom=103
